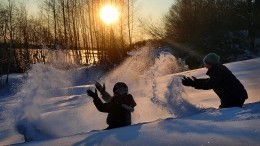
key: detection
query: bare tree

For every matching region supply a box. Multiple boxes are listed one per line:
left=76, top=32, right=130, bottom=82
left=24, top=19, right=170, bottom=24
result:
left=6, top=0, right=14, bottom=85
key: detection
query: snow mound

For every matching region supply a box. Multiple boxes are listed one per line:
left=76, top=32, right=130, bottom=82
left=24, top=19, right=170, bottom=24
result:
left=0, top=46, right=259, bottom=145
left=16, top=102, right=260, bottom=146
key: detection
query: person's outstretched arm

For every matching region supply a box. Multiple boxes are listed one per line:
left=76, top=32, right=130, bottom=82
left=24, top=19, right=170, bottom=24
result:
left=192, top=75, right=222, bottom=90
left=100, top=90, right=112, bottom=102
left=182, top=76, right=217, bottom=90
left=95, top=82, right=112, bottom=102
left=87, top=89, right=111, bottom=113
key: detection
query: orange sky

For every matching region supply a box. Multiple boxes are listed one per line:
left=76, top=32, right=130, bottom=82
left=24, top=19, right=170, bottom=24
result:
left=25, top=0, right=174, bottom=19
left=137, top=0, right=174, bottom=19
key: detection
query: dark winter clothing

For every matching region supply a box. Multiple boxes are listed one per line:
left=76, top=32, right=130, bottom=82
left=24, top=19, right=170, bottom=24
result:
left=119, top=94, right=137, bottom=121
left=186, top=64, right=248, bottom=108
left=93, top=94, right=136, bottom=129
left=182, top=76, right=194, bottom=86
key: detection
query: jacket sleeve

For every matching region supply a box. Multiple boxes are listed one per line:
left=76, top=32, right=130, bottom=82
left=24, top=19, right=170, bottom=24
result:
left=121, top=104, right=134, bottom=112
left=100, top=90, right=112, bottom=102
left=127, top=94, right=137, bottom=108
left=193, top=75, right=222, bottom=90
left=93, top=97, right=113, bottom=113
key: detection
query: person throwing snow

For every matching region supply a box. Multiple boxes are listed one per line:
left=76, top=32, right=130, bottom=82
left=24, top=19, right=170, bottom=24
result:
left=87, top=82, right=136, bottom=129
left=182, top=53, right=248, bottom=108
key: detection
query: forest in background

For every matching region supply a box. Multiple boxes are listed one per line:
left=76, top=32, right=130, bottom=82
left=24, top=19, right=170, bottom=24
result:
left=162, top=0, right=260, bottom=68
left=0, top=0, right=137, bottom=75
left=0, top=0, right=260, bottom=86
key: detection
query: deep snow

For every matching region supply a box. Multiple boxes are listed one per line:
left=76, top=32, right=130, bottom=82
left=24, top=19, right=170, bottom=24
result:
left=0, top=46, right=259, bottom=146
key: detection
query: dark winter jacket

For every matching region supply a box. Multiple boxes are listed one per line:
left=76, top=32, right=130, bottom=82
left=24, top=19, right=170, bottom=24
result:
left=193, top=64, right=248, bottom=108
left=118, top=94, right=136, bottom=123
left=93, top=94, right=136, bottom=129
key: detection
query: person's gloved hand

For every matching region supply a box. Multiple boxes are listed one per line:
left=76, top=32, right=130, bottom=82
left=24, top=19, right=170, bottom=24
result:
left=191, top=76, right=197, bottom=82
left=182, top=76, right=194, bottom=87
left=95, top=82, right=105, bottom=93
left=87, top=89, right=98, bottom=99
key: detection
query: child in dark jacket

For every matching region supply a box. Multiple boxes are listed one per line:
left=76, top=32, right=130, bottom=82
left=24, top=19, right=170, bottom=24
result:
left=95, top=82, right=136, bottom=112
left=87, top=82, right=136, bottom=129
left=182, top=53, right=248, bottom=108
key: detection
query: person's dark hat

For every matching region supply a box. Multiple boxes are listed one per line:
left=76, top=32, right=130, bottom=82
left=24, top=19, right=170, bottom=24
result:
left=203, top=53, right=220, bottom=65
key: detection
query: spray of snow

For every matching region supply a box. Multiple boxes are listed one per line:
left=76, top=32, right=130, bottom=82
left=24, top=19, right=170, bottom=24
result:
left=10, top=45, right=204, bottom=141
left=11, top=60, right=112, bottom=140
left=98, top=45, right=201, bottom=121
left=13, top=64, right=75, bottom=140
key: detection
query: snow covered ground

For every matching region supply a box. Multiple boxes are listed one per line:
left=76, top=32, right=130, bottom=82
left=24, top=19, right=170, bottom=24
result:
left=0, top=47, right=259, bottom=146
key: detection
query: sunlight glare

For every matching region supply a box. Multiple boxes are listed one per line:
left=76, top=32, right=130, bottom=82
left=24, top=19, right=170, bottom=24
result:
left=100, top=5, right=119, bottom=25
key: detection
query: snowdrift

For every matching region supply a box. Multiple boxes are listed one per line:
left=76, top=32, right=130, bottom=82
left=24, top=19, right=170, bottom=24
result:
left=0, top=47, right=259, bottom=145
left=17, top=102, right=260, bottom=146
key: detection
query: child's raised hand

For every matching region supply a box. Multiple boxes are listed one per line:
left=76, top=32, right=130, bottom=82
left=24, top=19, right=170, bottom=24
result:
left=87, top=89, right=98, bottom=99
left=95, top=82, right=105, bottom=92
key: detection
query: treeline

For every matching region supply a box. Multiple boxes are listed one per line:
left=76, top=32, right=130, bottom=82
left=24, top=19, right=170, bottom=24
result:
left=0, top=0, right=136, bottom=76
left=162, top=0, right=260, bottom=69
left=1, top=0, right=260, bottom=82
left=37, top=0, right=136, bottom=63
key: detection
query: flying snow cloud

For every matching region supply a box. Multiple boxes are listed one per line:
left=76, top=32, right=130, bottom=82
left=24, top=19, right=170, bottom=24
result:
left=13, top=64, right=74, bottom=141
left=97, top=45, right=200, bottom=121
left=11, top=45, right=201, bottom=141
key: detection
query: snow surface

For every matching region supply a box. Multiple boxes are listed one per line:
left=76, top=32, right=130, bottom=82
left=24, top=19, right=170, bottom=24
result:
left=0, top=46, right=259, bottom=146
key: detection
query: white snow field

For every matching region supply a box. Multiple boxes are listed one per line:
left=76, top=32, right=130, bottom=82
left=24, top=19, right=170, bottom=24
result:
left=0, top=47, right=259, bottom=146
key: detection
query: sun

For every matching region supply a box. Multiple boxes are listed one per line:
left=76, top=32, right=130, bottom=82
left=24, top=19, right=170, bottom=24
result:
left=100, top=5, right=119, bottom=25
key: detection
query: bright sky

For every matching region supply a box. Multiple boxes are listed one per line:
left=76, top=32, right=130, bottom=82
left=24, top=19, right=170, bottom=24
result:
left=25, top=0, right=174, bottom=19
left=26, top=0, right=39, bottom=16
left=137, top=0, right=174, bottom=19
